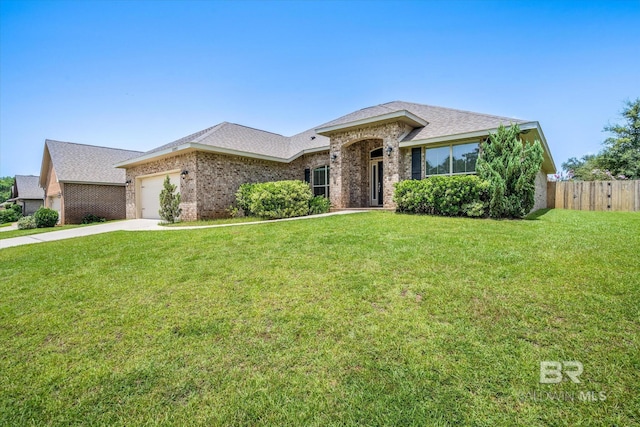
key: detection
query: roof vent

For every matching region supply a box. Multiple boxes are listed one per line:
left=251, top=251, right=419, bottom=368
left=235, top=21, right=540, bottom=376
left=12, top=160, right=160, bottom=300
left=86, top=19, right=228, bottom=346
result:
left=311, top=136, right=316, bottom=140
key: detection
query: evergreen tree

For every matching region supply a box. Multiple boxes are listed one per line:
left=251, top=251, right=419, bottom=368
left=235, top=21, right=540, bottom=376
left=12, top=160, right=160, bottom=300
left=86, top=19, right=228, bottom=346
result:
left=158, top=175, right=182, bottom=223
left=476, top=124, right=544, bottom=218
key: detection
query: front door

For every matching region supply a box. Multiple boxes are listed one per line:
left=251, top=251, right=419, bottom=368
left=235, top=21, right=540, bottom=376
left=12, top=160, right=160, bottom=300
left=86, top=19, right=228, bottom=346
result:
left=370, top=159, right=383, bottom=206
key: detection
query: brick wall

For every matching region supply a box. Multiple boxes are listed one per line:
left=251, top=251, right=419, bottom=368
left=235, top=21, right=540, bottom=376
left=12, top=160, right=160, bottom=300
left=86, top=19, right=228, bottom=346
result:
left=63, top=183, right=126, bottom=224
left=342, top=139, right=383, bottom=207
left=125, top=150, right=330, bottom=221
left=125, top=152, right=197, bottom=220
left=195, top=151, right=329, bottom=218
left=327, top=121, right=413, bottom=209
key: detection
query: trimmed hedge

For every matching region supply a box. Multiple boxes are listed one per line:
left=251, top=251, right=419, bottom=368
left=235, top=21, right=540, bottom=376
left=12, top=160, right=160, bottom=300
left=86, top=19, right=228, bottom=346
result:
left=82, top=214, right=106, bottom=224
left=393, top=175, right=489, bottom=217
left=236, top=180, right=314, bottom=219
left=236, top=183, right=257, bottom=216
left=34, top=207, right=59, bottom=228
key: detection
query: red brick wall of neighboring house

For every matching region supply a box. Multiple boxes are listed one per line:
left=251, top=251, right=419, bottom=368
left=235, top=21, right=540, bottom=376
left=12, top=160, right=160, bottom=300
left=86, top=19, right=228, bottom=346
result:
left=63, top=183, right=126, bottom=224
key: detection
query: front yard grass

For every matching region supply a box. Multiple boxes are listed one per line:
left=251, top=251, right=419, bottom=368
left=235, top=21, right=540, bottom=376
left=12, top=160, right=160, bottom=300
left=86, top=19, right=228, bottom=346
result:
left=1, top=210, right=638, bottom=425
left=160, top=216, right=265, bottom=227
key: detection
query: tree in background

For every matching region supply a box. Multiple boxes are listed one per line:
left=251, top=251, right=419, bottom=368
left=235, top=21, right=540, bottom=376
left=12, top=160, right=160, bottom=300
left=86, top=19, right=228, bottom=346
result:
left=476, top=124, right=544, bottom=218
left=562, top=98, right=640, bottom=180
left=158, top=175, right=182, bottom=223
left=0, top=177, right=13, bottom=203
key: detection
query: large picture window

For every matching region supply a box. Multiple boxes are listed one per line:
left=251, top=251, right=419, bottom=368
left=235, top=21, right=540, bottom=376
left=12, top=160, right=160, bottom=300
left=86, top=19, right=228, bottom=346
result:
left=426, top=142, right=479, bottom=176
left=425, top=146, right=450, bottom=175
left=312, top=166, right=330, bottom=197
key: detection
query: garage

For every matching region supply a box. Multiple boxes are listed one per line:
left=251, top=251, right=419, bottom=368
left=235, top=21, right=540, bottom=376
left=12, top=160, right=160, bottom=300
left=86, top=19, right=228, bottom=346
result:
left=139, top=173, right=180, bottom=219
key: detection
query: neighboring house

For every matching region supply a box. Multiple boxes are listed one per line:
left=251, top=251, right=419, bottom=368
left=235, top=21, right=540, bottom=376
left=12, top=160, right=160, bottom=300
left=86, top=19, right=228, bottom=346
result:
left=7, top=175, right=44, bottom=215
left=116, top=101, right=556, bottom=220
left=39, top=140, right=143, bottom=224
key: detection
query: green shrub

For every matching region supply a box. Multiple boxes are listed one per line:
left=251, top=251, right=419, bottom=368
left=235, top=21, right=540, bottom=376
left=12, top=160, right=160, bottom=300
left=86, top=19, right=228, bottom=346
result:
left=241, top=180, right=313, bottom=220
left=10, top=204, right=22, bottom=214
left=0, top=207, right=20, bottom=224
left=462, top=201, right=486, bottom=218
left=236, top=183, right=257, bottom=216
left=476, top=124, right=544, bottom=218
left=17, top=215, right=36, bottom=229
left=226, top=205, right=240, bottom=218
left=81, top=214, right=106, bottom=224
left=394, top=175, right=488, bottom=217
left=309, top=196, right=331, bottom=215
left=34, top=207, right=59, bottom=228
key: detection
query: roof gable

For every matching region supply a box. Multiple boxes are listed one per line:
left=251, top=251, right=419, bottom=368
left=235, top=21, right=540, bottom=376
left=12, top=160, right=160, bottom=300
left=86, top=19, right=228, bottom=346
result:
left=41, top=140, right=143, bottom=185
left=13, top=175, right=44, bottom=200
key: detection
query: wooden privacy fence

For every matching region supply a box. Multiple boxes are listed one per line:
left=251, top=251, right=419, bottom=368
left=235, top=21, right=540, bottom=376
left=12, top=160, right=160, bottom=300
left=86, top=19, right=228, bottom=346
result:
left=548, top=180, right=640, bottom=211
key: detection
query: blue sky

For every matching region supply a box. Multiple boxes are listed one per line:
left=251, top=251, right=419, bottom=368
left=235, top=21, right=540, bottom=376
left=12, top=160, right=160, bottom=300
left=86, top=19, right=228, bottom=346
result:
left=1, top=0, right=638, bottom=177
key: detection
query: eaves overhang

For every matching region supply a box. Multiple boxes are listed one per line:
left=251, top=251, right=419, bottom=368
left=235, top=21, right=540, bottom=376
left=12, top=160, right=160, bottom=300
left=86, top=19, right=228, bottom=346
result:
left=315, top=110, right=428, bottom=136
left=399, top=121, right=556, bottom=173
left=115, top=142, right=331, bottom=168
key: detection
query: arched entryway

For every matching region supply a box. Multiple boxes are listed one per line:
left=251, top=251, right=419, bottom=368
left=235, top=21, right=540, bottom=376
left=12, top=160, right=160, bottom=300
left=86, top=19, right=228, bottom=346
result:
left=340, top=139, right=383, bottom=208
left=322, top=120, right=410, bottom=210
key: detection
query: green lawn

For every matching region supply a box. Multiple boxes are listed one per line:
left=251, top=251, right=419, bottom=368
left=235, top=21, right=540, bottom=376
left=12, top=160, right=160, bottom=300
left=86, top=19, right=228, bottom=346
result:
left=1, top=210, right=638, bottom=426
left=161, top=216, right=265, bottom=227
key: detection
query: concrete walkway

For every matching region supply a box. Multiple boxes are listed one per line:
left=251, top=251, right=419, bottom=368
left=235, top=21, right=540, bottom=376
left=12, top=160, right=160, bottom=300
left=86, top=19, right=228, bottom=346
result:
left=0, top=210, right=366, bottom=249
left=0, top=223, right=18, bottom=232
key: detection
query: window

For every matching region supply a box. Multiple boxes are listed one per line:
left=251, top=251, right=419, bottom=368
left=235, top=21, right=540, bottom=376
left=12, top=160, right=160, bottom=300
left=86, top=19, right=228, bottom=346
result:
left=426, top=146, right=450, bottom=175
left=312, top=166, right=330, bottom=197
left=452, top=143, right=479, bottom=174
left=426, top=142, right=479, bottom=176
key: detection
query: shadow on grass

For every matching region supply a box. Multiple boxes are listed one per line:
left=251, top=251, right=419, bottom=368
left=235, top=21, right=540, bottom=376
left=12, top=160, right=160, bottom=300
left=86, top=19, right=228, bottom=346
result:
left=524, top=208, right=552, bottom=221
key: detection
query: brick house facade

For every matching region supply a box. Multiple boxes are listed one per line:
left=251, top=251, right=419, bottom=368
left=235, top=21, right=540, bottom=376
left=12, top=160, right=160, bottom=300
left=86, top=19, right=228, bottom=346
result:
left=124, top=150, right=329, bottom=220
left=116, top=101, right=556, bottom=220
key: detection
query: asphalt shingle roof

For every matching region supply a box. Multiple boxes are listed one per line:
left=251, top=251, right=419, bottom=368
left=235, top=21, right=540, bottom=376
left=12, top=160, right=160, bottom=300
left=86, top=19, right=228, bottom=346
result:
left=13, top=175, right=43, bottom=199
left=145, top=122, right=294, bottom=159
left=46, top=140, right=143, bottom=184
left=316, top=101, right=528, bottom=141
left=124, top=101, right=531, bottom=164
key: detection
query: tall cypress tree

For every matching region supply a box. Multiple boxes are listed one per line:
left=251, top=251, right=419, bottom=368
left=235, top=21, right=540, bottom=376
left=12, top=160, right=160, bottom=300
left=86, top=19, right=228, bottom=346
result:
left=476, top=124, right=544, bottom=218
left=159, top=175, right=182, bottom=223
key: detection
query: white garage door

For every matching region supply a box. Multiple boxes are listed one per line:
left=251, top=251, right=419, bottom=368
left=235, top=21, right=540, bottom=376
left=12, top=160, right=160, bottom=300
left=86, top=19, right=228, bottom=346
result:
left=140, top=173, right=180, bottom=219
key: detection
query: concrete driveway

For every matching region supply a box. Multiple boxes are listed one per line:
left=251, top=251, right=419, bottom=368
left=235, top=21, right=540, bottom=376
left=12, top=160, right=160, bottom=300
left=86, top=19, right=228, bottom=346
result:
left=0, top=220, right=164, bottom=249
left=0, top=211, right=364, bottom=250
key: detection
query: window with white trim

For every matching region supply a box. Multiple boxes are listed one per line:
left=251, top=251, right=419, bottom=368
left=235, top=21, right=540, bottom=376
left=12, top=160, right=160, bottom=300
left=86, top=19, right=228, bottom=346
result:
left=426, top=142, right=479, bottom=176
left=312, top=166, right=330, bottom=197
